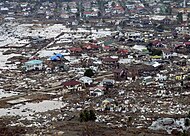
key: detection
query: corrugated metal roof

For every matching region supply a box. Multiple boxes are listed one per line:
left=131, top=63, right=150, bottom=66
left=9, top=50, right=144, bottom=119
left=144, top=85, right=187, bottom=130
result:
left=25, top=60, right=42, bottom=65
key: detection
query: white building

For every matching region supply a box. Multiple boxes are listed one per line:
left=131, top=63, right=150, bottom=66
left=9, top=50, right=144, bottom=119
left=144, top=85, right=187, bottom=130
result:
left=23, top=60, right=43, bottom=71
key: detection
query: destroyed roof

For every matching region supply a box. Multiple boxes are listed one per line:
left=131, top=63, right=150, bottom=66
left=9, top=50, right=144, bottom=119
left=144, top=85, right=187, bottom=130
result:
left=62, top=80, right=81, bottom=86
left=184, top=42, right=190, bottom=46
left=117, top=49, right=128, bottom=54
left=151, top=40, right=161, bottom=45
left=161, top=48, right=174, bottom=53
left=84, top=44, right=99, bottom=49
left=127, top=63, right=156, bottom=72
left=69, top=47, right=82, bottom=52
left=113, top=68, right=127, bottom=73
left=103, top=57, right=119, bottom=62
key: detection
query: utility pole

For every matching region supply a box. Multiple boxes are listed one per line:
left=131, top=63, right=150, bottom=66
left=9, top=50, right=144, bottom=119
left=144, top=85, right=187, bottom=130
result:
left=184, top=0, right=186, bottom=8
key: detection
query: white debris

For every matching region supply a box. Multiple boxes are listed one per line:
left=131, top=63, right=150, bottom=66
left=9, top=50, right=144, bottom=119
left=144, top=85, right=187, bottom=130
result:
left=0, top=100, right=67, bottom=120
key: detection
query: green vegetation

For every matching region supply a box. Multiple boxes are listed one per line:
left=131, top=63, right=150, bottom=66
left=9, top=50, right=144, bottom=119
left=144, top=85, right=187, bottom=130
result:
left=66, top=4, right=71, bottom=12
left=147, top=43, right=162, bottom=56
left=111, top=2, right=116, bottom=8
left=150, top=48, right=162, bottom=56
left=128, top=116, right=132, bottom=123
left=188, top=13, right=190, bottom=19
left=165, top=5, right=172, bottom=15
left=127, top=116, right=133, bottom=126
left=79, top=109, right=97, bottom=122
left=142, top=49, right=149, bottom=54
left=150, top=55, right=162, bottom=59
left=177, top=12, right=183, bottom=24
left=184, top=118, right=189, bottom=126
left=181, top=130, right=188, bottom=136
left=188, top=111, right=190, bottom=118
left=84, top=69, right=94, bottom=78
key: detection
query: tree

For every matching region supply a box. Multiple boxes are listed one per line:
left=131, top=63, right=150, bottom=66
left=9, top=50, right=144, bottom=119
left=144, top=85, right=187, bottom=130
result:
left=184, top=118, right=189, bottom=126
left=127, top=116, right=133, bottom=126
left=118, top=0, right=126, bottom=11
left=111, top=2, right=116, bottom=8
left=97, top=0, right=105, bottom=15
left=150, top=48, right=162, bottom=56
left=188, top=111, right=190, bottom=118
left=188, top=13, right=190, bottom=19
left=80, top=110, right=90, bottom=122
left=97, top=11, right=101, bottom=17
left=156, top=24, right=164, bottom=31
left=84, top=69, right=94, bottom=77
left=83, top=109, right=90, bottom=121
left=181, top=130, right=189, bottom=136
left=80, top=111, right=85, bottom=122
left=177, top=12, right=183, bottom=24
left=147, top=42, right=153, bottom=49
left=79, top=109, right=96, bottom=122
left=85, top=20, right=90, bottom=24
left=165, top=5, right=172, bottom=15
left=89, top=110, right=97, bottom=121
left=66, top=4, right=71, bottom=12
